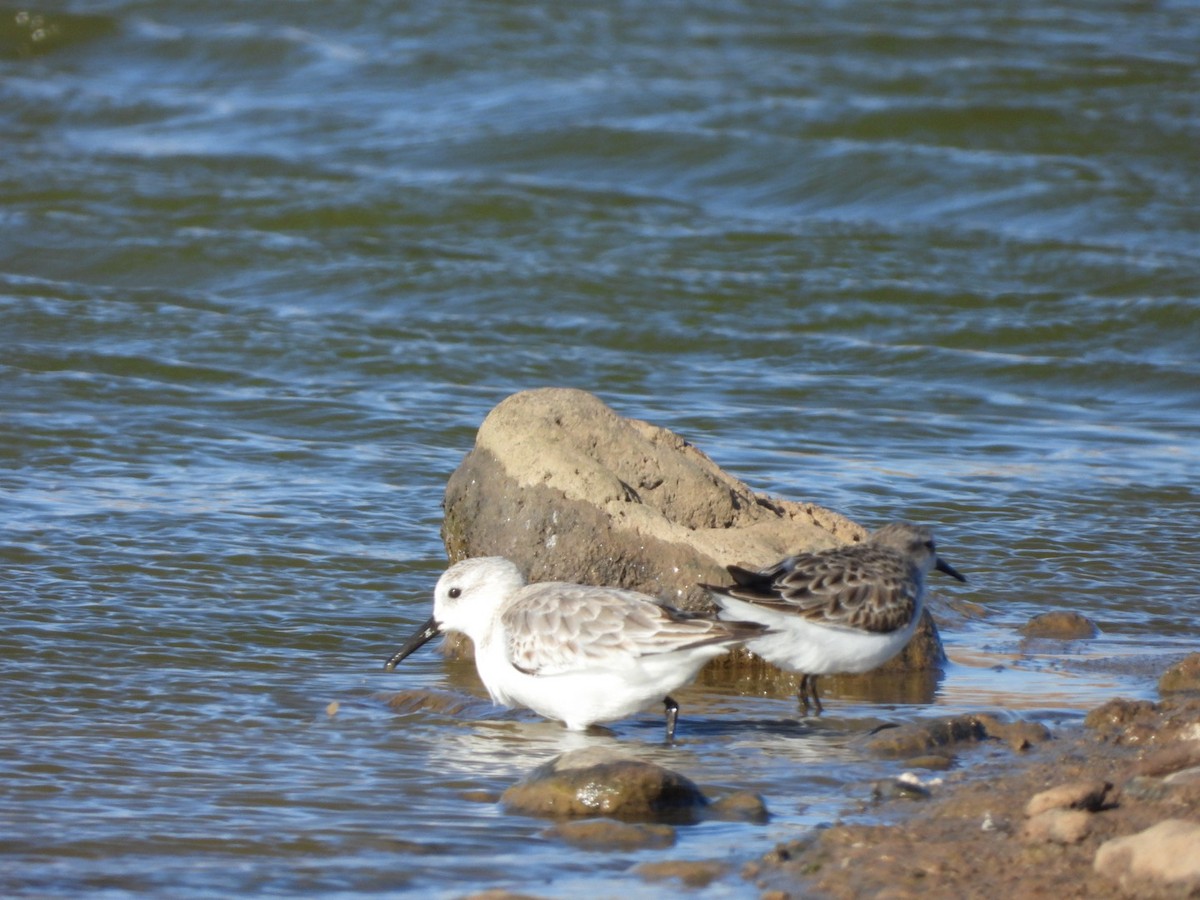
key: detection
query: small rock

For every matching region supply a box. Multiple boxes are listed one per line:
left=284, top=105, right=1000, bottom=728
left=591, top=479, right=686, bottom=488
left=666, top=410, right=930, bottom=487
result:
left=1158, top=653, right=1200, bottom=694
left=1021, top=808, right=1093, bottom=844
left=974, top=713, right=1052, bottom=751
left=546, top=819, right=676, bottom=851
left=1094, top=819, right=1200, bottom=889
left=708, top=790, right=769, bottom=823
left=1025, top=781, right=1111, bottom=817
left=1018, top=611, right=1099, bottom=640
left=501, top=748, right=708, bottom=823
left=634, top=860, right=728, bottom=889
left=866, top=714, right=988, bottom=757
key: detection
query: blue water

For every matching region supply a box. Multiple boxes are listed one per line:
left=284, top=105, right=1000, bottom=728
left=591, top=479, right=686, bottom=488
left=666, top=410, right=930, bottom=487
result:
left=3, top=1, right=1199, bottom=896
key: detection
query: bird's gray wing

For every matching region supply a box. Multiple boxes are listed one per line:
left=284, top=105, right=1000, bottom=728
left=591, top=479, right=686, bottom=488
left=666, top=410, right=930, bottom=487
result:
left=502, top=582, right=759, bottom=675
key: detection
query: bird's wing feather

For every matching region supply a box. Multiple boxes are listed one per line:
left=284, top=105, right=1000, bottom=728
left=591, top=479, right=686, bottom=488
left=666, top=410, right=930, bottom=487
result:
left=713, top=548, right=921, bottom=634
left=502, top=582, right=759, bottom=676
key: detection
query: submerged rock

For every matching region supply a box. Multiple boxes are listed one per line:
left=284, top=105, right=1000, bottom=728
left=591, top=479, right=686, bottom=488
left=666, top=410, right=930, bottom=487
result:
left=634, top=860, right=729, bottom=889
left=382, top=688, right=488, bottom=719
left=1158, top=652, right=1200, bottom=695
left=866, top=713, right=1050, bottom=760
left=501, top=748, right=709, bottom=824
left=439, top=388, right=945, bottom=680
left=1018, top=610, right=1099, bottom=640
left=708, top=790, right=770, bottom=824
left=973, top=713, right=1053, bottom=752
left=546, top=819, right=676, bottom=851
left=866, top=715, right=988, bottom=758
left=0, top=9, right=116, bottom=58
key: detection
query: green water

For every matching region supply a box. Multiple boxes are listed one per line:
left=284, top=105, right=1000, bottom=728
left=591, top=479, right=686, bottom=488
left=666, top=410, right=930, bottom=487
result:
left=3, top=1, right=1199, bottom=896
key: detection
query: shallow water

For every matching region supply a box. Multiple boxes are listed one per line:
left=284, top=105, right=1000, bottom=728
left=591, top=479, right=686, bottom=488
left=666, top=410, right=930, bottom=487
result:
left=3, top=1, right=1199, bottom=896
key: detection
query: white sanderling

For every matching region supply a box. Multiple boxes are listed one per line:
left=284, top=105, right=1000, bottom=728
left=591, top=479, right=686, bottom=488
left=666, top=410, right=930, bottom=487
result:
left=384, top=556, right=769, bottom=740
left=702, top=521, right=966, bottom=715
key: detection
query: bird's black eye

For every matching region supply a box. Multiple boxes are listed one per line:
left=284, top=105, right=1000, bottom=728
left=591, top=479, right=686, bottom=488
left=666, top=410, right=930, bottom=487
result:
left=924, top=540, right=936, bottom=551
left=448, top=587, right=462, bottom=599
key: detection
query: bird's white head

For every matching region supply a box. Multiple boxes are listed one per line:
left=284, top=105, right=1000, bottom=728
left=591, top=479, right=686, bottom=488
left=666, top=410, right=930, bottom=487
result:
left=432, top=556, right=527, bottom=637
left=383, top=556, right=527, bottom=672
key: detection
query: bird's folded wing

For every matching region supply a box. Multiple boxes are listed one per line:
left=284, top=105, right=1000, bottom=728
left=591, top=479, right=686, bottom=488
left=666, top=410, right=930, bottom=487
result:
left=722, top=553, right=919, bottom=634
left=502, top=583, right=731, bottom=676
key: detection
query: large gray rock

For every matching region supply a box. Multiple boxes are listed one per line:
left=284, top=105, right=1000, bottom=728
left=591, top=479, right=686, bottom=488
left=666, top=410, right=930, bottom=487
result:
left=442, top=388, right=862, bottom=604
left=440, top=387, right=944, bottom=682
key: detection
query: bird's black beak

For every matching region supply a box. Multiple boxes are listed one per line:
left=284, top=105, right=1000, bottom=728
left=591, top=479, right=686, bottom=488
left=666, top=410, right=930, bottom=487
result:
left=383, top=616, right=442, bottom=672
left=935, top=557, right=967, bottom=583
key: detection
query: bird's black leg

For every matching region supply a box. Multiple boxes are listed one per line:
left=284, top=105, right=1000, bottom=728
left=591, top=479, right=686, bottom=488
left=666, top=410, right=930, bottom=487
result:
left=799, top=674, right=824, bottom=716
left=663, top=695, right=680, bottom=742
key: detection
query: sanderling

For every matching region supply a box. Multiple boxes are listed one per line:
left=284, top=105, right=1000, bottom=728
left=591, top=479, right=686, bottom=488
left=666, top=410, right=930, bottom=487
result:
left=384, top=556, right=768, bottom=740
left=702, top=521, right=966, bottom=715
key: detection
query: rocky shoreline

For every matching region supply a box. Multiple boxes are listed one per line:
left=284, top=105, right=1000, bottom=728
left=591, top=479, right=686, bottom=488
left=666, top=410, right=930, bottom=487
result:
left=747, top=660, right=1200, bottom=898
